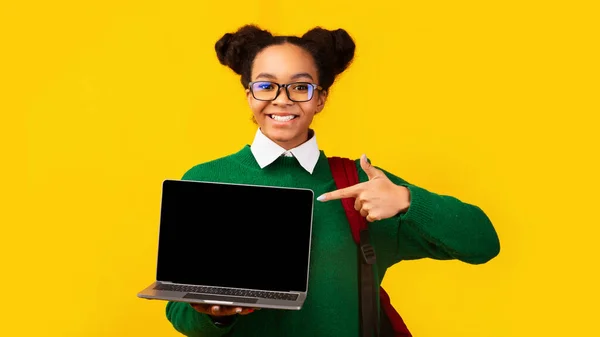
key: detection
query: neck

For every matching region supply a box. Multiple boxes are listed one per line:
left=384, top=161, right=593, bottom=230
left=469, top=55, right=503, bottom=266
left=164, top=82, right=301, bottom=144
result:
left=271, top=129, right=312, bottom=150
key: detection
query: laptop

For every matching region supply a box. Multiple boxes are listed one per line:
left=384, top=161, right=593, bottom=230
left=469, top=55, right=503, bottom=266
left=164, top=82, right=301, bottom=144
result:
left=137, top=179, right=315, bottom=310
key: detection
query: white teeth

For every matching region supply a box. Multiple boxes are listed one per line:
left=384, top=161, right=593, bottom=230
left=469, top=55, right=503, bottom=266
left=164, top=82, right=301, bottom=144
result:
left=270, top=115, right=295, bottom=122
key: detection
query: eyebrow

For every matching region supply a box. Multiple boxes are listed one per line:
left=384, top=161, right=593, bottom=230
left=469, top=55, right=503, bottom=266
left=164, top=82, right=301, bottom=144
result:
left=255, top=72, right=315, bottom=81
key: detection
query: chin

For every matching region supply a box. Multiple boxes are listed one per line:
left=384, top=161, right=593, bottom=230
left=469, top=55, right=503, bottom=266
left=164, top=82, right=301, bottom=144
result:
left=267, top=130, right=295, bottom=141
left=263, top=128, right=299, bottom=143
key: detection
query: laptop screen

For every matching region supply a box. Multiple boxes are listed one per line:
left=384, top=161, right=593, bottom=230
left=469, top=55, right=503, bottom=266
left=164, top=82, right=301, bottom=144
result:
left=156, top=179, right=314, bottom=292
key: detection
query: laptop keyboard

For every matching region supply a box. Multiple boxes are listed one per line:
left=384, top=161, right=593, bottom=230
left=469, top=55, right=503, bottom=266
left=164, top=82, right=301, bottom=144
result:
left=154, top=283, right=299, bottom=301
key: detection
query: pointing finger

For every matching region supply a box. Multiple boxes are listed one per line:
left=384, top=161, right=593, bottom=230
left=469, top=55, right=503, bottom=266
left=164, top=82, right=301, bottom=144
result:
left=317, top=183, right=364, bottom=202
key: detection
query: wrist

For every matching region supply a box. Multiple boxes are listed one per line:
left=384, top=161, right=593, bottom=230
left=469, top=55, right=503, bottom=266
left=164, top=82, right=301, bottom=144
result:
left=209, top=315, right=236, bottom=327
left=396, top=185, right=411, bottom=214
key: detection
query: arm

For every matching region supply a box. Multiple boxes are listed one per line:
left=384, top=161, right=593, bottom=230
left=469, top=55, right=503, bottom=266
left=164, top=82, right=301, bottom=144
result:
left=319, top=155, right=500, bottom=265
left=375, top=165, right=501, bottom=265
left=165, top=302, right=237, bottom=337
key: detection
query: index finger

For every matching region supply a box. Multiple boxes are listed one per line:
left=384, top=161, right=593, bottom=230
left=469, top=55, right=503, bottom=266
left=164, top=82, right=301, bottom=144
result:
left=317, top=183, right=363, bottom=202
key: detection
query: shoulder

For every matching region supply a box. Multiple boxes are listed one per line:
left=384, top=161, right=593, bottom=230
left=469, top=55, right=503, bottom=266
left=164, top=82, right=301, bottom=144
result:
left=351, top=156, right=410, bottom=186
left=325, top=155, right=409, bottom=185
left=181, top=152, right=240, bottom=181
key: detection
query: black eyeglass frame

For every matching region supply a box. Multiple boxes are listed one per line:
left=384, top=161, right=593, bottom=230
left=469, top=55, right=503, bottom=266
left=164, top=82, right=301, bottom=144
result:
left=247, top=81, right=325, bottom=102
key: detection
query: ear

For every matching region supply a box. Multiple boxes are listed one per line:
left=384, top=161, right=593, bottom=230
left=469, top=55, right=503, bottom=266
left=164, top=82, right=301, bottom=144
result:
left=246, top=88, right=252, bottom=106
left=315, top=90, right=328, bottom=114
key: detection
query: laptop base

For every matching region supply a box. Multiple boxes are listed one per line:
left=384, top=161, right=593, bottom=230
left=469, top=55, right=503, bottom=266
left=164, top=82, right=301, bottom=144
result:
left=137, top=282, right=305, bottom=310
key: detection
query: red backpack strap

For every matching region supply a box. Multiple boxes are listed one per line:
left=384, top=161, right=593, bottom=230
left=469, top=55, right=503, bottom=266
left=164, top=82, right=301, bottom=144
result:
left=329, top=156, right=379, bottom=337
left=328, top=156, right=412, bottom=337
left=327, top=156, right=366, bottom=243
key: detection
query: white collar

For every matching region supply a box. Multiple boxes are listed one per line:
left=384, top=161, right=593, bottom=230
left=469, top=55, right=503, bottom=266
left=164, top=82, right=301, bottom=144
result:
left=250, top=128, right=320, bottom=174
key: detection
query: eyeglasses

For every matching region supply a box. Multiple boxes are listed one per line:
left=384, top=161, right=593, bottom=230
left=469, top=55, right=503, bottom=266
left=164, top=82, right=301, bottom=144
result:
left=248, top=81, right=324, bottom=102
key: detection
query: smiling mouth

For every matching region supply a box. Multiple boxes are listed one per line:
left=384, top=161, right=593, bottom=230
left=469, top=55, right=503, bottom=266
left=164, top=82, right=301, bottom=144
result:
left=268, top=114, right=298, bottom=122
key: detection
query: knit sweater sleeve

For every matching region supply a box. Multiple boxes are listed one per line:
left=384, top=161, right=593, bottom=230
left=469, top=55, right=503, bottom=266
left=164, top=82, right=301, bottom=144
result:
left=165, top=302, right=236, bottom=337
left=356, top=160, right=500, bottom=265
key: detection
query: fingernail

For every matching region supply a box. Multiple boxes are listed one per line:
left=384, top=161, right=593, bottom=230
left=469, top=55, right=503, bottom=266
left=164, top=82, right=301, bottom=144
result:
left=317, top=194, right=326, bottom=201
left=235, top=308, right=242, bottom=313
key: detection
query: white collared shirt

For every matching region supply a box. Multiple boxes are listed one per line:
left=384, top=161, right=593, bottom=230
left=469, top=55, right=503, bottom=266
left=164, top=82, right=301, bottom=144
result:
left=250, top=128, right=320, bottom=174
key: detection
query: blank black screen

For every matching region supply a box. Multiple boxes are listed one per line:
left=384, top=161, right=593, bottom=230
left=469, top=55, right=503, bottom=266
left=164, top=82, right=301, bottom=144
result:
left=156, top=179, right=314, bottom=292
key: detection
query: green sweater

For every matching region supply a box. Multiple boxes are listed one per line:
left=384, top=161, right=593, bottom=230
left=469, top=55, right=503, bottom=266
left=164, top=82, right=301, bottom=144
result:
left=165, top=145, right=500, bottom=337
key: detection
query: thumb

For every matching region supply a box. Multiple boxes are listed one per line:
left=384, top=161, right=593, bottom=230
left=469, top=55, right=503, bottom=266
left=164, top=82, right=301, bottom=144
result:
left=360, top=154, right=382, bottom=180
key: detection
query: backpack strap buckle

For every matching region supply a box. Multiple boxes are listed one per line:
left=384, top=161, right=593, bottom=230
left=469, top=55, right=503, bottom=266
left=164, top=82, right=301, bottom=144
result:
left=359, top=229, right=376, bottom=265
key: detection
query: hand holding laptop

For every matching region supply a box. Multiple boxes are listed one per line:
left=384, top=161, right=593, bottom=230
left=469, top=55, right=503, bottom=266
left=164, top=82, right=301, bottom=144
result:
left=190, top=303, right=259, bottom=316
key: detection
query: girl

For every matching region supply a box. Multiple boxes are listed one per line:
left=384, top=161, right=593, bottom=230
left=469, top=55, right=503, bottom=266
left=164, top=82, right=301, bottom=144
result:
left=165, top=24, right=500, bottom=337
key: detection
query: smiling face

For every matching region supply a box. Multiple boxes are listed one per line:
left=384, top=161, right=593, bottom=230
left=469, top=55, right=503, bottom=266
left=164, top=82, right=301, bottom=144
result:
left=246, top=43, right=327, bottom=150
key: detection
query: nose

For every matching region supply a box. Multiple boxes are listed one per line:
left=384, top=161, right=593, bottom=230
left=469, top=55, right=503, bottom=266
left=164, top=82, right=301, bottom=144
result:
left=272, top=86, right=293, bottom=106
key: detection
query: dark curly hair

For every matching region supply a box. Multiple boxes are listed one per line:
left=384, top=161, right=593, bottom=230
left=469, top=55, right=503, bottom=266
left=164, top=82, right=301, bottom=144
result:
left=214, top=24, right=355, bottom=92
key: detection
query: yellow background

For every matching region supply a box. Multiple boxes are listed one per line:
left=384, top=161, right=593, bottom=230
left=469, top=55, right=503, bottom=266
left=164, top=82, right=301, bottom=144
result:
left=1, top=0, right=599, bottom=336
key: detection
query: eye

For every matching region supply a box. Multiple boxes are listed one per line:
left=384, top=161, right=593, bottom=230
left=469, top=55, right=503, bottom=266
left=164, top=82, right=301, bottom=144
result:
left=254, top=82, right=276, bottom=91
left=291, top=83, right=310, bottom=92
